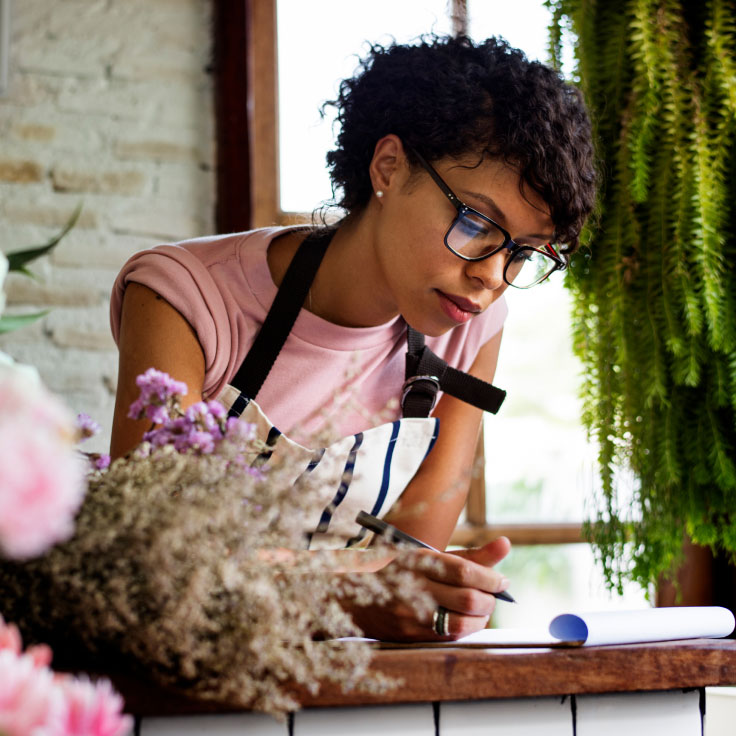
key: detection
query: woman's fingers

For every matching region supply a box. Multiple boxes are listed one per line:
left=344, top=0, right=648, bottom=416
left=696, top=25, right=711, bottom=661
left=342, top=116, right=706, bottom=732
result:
left=450, top=536, right=512, bottom=568
left=430, top=608, right=490, bottom=640
left=357, top=600, right=490, bottom=641
left=344, top=540, right=512, bottom=642
left=418, top=550, right=510, bottom=596
left=423, top=578, right=497, bottom=618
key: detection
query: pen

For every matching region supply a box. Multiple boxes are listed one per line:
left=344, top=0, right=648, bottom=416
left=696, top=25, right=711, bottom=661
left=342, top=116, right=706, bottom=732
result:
left=355, top=510, right=516, bottom=603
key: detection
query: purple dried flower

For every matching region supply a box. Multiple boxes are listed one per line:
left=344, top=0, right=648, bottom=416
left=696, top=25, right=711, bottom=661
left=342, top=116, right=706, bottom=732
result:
left=225, top=418, right=257, bottom=442
left=135, top=368, right=188, bottom=401
left=128, top=368, right=187, bottom=422
left=76, top=412, right=101, bottom=441
left=144, top=404, right=170, bottom=426
left=128, top=370, right=262, bottom=460
left=94, top=454, right=111, bottom=470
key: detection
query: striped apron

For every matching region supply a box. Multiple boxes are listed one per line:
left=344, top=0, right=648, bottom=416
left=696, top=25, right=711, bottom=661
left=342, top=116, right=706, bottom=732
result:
left=217, top=229, right=505, bottom=550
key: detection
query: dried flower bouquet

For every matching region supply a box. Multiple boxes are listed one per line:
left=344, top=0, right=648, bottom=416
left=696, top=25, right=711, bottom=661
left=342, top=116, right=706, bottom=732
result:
left=0, top=370, right=425, bottom=716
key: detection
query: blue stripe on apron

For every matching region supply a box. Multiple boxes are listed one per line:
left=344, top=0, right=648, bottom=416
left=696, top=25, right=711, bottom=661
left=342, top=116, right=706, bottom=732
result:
left=306, top=433, right=364, bottom=548
left=345, top=421, right=401, bottom=547
left=295, top=447, right=326, bottom=485
left=227, top=392, right=250, bottom=418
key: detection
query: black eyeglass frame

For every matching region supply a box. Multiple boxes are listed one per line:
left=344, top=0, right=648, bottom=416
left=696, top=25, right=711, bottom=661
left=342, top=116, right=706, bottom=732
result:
left=408, top=147, right=566, bottom=288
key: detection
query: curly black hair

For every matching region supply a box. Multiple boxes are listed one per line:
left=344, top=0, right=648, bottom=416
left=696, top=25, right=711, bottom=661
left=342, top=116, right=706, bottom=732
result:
left=324, top=35, right=597, bottom=252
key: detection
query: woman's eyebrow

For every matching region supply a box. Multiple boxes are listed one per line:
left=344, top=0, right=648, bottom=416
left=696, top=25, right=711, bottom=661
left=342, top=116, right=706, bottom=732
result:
left=461, top=190, right=553, bottom=241
left=462, top=190, right=508, bottom=224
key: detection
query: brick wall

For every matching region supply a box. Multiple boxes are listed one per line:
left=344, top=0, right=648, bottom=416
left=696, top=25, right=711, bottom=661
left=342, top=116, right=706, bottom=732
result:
left=0, top=0, right=215, bottom=452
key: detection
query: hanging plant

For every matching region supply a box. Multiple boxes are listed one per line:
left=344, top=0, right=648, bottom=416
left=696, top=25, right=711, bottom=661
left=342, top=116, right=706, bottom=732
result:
left=547, top=0, right=736, bottom=592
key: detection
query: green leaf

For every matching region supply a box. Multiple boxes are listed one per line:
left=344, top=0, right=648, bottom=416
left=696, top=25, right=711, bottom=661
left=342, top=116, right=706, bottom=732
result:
left=5, top=203, right=82, bottom=273
left=0, top=311, right=50, bottom=335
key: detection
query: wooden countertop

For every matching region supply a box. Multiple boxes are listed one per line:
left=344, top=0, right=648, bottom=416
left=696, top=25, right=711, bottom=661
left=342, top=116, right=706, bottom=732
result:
left=102, top=639, right=736, bottom=716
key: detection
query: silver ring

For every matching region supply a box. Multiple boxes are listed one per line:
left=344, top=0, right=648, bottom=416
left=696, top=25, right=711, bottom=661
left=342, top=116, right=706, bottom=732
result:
left=432, top=606, right=450, bottom=636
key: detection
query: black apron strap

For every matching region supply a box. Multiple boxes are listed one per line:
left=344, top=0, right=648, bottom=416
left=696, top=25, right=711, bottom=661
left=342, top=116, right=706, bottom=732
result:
left=229, top=226, right=505, bottom=420
left=229, top=228, right=335, bottom=400
left=402, top=326, right=507, bottom=418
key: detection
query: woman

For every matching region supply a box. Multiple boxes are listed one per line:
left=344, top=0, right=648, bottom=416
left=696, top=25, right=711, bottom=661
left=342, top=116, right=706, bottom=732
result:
left=109, top=36, right=597, bottom=641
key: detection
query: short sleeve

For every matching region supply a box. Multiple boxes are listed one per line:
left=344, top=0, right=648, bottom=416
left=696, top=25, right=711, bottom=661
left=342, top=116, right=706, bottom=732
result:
left=109, top=244, right=234, bottom=394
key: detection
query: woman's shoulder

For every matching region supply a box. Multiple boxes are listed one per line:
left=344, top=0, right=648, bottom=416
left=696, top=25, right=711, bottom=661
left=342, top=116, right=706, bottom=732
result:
left=149, top=226, right=291, bottom=269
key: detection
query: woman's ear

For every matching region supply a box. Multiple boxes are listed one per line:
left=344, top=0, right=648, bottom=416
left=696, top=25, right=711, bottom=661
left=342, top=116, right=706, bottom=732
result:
left=369, top=134, right=408, bottom=198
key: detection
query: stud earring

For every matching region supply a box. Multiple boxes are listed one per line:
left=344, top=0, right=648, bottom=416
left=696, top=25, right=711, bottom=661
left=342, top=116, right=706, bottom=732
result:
left=375, top=190, right=384, bottom=198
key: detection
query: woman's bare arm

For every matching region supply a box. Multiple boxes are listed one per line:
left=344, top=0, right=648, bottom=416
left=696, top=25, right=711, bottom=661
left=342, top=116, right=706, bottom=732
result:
left=110, top=282, right=206, bottom=459
left=382, top=330, right=503, bottom=550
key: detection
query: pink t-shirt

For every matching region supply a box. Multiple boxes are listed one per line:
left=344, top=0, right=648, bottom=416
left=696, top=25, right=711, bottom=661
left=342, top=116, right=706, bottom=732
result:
left=110, top=227, right=507, bottom=440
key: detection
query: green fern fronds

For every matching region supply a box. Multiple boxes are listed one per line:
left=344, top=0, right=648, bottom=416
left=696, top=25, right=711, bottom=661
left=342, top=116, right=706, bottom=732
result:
left=552, top=0, right=736, bottom=593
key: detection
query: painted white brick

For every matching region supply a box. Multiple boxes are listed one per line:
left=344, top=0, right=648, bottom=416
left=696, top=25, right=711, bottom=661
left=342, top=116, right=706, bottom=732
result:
left=0, top=317, right=46, bottom=345
left=57, top=77, right=159, bottom=122
left=51, top=162, right=149, bottom=196
left=110, top=198, right=209, bottom=241
left=16, top=34, right=120, bottom=79
left=4, top=267, right=115, bottom=308
left=3, top=194, right=101, bottom=230
left=49, top=230, right=161, bottom=270
left=46, top=307, right=117, bottom=351
left=0, top=157, right=44, bottom=183
left=0, top=107, right=106, bottom=154
left=4, top=71, right=65, bottom=108
left=0, top=222, right=55, bottom=250
left=9, top=121, right=57, bottom=143
left=1, top=0, right=214, bottom=437
left=115, top=137, right=200, bottom=164
left=154, top=162, right=215, bottom=203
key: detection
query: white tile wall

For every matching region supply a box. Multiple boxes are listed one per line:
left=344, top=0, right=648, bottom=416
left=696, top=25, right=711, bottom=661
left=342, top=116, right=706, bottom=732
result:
left=137, top=689, right=708, bottom=735
left=293, top=703, right=435, bottom=736
left=705, top=687, right=736, bottom=736
left=442, top=696, right=572, bottom=735
left=576, top=690, right=702, bottom=736
left=140, top=712, right=289, bottom=736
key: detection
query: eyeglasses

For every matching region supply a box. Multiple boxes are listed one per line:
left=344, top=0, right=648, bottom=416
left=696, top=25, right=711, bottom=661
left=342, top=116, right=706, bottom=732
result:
left=409, top=147, right=566, bottom=289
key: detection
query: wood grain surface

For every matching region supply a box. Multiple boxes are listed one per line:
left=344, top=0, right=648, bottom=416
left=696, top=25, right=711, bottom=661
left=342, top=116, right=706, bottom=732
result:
left=97, top=638, right=736, bottom=716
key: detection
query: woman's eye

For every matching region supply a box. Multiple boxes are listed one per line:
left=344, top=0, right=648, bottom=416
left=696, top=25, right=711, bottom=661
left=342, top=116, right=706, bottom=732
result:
left=511, top=249, right=534, bottom=262
left=457, top=217, right=489, bottom=238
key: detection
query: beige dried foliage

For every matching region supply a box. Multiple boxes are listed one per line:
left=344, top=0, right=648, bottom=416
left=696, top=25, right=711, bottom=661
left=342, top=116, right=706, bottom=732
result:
left=0, top=431, right=431, bottom=715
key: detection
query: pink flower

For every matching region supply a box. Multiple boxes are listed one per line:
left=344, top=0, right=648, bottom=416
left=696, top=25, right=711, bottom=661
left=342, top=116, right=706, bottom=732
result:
left=0, top=615, right=52, bottom=669
left=0, top=366, right=86, bottom=559
left=0, top=616, right=132, bottom=736
left=0, top=617, right=22, bottom=655
left=58, top=677, right=133, bottom=736
left=0, top=650, right=66, bottom=736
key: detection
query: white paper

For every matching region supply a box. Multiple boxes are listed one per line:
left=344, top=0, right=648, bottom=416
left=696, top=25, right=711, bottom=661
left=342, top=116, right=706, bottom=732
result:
left=345, top=606, right=736, bottom=648
left=452, top=606, right=735, bottom=647
left=548, top=606, right=735, bottom=646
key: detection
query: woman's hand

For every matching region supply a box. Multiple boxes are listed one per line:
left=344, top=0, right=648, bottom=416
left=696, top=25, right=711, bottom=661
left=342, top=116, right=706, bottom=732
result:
left=341, top=536, right=511, bottom=641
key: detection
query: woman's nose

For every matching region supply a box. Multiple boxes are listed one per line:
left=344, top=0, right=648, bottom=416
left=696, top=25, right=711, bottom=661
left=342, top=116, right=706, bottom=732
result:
left=464, top=251, right=506, bottom=290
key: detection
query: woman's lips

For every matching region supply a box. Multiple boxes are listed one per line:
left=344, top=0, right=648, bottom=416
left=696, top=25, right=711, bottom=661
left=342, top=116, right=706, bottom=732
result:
left=436, top=290, right=482, bottom=324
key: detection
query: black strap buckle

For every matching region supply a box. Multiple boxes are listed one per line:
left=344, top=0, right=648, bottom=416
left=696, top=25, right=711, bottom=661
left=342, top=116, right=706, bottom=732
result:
left=401, top=374, right=440, bottom=413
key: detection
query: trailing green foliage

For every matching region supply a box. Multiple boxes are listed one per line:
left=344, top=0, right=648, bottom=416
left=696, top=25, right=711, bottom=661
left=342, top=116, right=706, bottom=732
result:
left=547, top=0, right=736, bottom=592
